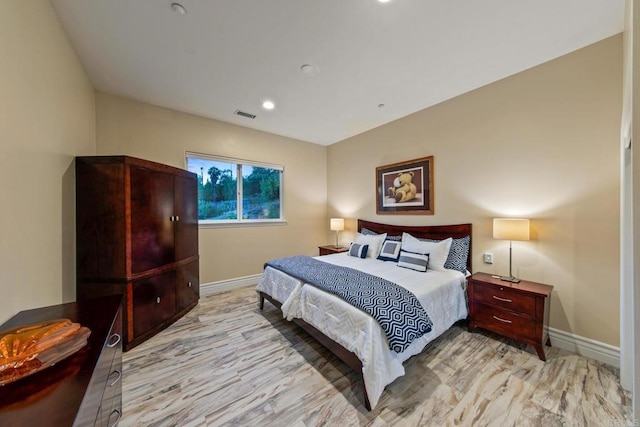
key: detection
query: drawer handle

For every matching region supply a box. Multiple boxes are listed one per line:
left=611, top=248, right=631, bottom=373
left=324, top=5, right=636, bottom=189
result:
left=109, top=408, right=122, bottom=427
left=188, top=281, right=192, bottom=288
left=492, top=295, right=512, bottom=303
left=493, top=315, right=513, bottom=324
left=108, top=369, right=122, bottom=387
left=157, top=297, right=161, bottom=304
left=107, top=333, right=121, bottom=348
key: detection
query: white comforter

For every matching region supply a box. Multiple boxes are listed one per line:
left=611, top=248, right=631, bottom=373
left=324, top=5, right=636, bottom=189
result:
left=255, top=253, right=468, bottom=409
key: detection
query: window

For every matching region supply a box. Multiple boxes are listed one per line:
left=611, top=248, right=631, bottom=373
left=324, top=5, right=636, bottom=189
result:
left=186, top=152, right=284, bottom=226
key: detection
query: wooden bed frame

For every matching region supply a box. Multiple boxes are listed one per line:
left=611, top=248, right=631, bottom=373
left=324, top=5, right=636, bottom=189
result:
left=258, top=219, right=472, bottom=410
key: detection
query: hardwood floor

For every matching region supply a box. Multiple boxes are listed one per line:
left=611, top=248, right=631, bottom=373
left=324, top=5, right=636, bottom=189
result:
left=120, top=286, right=632, bottom=426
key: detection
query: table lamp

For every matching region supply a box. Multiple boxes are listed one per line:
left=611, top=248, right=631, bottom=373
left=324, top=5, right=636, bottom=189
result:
left=330, top=218, right=344, bottom=248
left=493, top=218, right=530, bottom=283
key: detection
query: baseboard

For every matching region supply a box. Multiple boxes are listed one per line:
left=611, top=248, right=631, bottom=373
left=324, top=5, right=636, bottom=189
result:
left=548, top=327, right=620, bottom=368
left=200, top=274, right=262, bottom=296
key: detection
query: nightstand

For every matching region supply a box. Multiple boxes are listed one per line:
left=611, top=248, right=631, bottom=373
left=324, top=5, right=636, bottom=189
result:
left=468, top=272, right=553, bottom=361
left=318, top=245, right=349, bottom=256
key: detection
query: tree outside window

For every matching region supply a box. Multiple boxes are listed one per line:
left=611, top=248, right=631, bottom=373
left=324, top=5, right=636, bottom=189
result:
left=186, top=153, right=283, bottom=223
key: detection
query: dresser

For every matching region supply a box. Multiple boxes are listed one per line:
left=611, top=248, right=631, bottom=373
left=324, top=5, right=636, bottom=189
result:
left=0, top=296, right=123, bottom=426
left=76, top=156, right=200, bottom=351
left=467, top=272, right=553, bottom=361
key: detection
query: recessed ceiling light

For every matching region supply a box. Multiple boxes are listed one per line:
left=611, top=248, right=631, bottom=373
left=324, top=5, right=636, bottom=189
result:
left=378, top=0, right=391, bottom=3
left=300, top=64, right=315, bottom=74
left=171, top=3, right=187, bottom=15
left=262, top=100, right=275, bottom=110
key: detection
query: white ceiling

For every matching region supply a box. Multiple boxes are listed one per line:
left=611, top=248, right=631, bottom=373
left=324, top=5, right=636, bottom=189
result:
left=51, top=0, right=624, bottom=146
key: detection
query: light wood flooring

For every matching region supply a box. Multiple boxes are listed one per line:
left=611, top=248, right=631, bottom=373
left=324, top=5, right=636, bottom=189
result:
left=120, top=286, right=633, bottom=426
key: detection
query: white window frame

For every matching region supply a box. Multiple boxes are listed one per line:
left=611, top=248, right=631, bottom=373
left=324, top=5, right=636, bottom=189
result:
left=185, top=151, right=286, bottom=228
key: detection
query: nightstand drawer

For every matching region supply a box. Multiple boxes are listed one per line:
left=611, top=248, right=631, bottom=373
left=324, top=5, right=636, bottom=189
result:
left=472, top=281, right=536, bottom=316
left=473, top=303, right=536, bottom=339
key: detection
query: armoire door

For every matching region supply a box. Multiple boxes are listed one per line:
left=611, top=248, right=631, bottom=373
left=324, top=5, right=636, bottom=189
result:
left=176, top=261, right=199, bottom=311
left=173, top=174, right=198, bottom=261
left=130, top=166, right=175, bottom=273
left=132, top=271, right=176, bottom=337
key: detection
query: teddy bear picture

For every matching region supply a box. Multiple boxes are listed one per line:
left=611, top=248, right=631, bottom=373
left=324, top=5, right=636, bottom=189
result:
left=376, top=156, right=434, bottom=215
left=387, top=171, right=418, bottom=203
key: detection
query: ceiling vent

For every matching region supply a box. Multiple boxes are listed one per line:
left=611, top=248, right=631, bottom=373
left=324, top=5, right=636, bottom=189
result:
left=234, top=110, right=256, bottom=119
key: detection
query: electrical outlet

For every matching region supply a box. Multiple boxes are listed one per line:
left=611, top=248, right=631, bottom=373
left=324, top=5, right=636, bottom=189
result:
left=484, top=253, right=493, bottom=264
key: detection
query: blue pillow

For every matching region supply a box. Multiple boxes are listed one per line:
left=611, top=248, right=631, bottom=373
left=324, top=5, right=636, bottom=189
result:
left=423, top=236, right=470, bottom=273
left=348, top=243, right=368, bottom=258
left=397, top=250, right=429, bottom=272
left=377, top=240, right=402, bottom=262
left=361, top=228, right=401, bottom=241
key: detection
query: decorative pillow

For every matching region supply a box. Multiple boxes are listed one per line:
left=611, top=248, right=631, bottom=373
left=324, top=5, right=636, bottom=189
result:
left=377, top=240, right=402, bottom=262
left=401, top=233, right=452, bottom=271
left=397, top=250, right=429, bottom=272
left=360, top=227, right=377, bottom=235
left=355, top=232, right=387, bottom=259
left=361, top=228, right=401, bottom=241
left=348, top=243, right=368, bottom=258
left=423, top=236, right=470, bottom=273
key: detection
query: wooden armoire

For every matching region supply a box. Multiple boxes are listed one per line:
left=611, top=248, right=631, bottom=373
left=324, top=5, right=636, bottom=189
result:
left=76, top=155, right=199, bottom=351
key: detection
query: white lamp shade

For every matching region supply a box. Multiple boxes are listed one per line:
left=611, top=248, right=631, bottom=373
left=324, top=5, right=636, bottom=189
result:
left=330, top=218, right=344, bottom=231
left=493, top=218, right=530, bottom=241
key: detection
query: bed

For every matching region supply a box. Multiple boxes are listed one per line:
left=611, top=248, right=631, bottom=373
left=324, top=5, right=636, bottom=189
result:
left=256, top=219, right=472, bottom=410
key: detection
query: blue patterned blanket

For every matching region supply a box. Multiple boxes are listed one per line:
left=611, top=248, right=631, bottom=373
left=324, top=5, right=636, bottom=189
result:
left=265, top=255, right=433, bottom=353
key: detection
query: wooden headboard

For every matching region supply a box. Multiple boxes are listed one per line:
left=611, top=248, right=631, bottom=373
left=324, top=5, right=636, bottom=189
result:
left=357, top=219, right=472, bottom=272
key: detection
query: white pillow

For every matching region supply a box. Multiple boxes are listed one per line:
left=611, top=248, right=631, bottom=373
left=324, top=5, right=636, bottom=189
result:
left=401, top=232, right=452, bottom=271
left=355, top=232, right=387, bottom=259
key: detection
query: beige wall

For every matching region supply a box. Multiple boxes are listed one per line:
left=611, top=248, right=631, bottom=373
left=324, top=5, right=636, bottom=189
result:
left=0, top=1, right=96, bottom=323
left=631, top=0, right=640, bottom=413
left=0, top=1, right=621, bottom=349
left=328, top=36, right=622, bottom=346
left=95, top=92, right=327, bottom=283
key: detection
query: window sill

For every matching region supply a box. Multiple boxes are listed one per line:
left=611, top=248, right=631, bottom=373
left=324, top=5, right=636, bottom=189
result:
left=198, top=219, right=287, bottom=229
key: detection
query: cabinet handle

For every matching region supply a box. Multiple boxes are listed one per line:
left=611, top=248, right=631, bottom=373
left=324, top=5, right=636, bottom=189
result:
left=107, top=333, right=121, bottom=348
left=492, top=295, right=512, bottom=303
left=108, top=369, right=122, bottom=387
left=156, top=297, right=161, bottom=304
left=175, top=215, right=179, bottom=221
left=169, top=215, right=174, bottom=221
left=493, top=315, right=513, bottom=324
left=188, top=281, right=192, bottom=288
left=109, top=408, right=122, bottom=427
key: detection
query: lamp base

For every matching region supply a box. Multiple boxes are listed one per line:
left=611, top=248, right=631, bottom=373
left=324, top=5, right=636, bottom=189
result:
left=499, top=275, right=521, bottom=283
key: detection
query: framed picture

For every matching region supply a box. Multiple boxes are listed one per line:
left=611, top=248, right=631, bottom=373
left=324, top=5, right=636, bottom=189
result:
left=376, top=156, right=434, bottom=215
